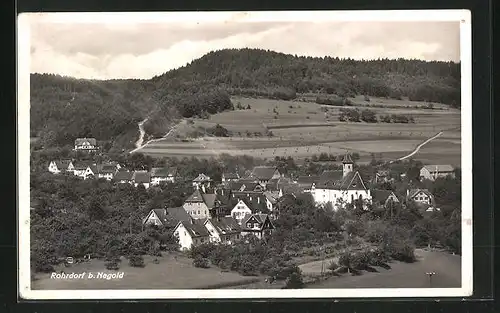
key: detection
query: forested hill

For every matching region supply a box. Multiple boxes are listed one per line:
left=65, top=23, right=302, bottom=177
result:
left=30, top=48, right=461, bottom=150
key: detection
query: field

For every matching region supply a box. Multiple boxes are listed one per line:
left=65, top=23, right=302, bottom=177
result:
left=32, top=253, right=260, bottom=290
left=305, top=249, right=461, bottom=289
left=32, top=249, right=460, bottom=290
left=136, top=96, right=461, bottom=165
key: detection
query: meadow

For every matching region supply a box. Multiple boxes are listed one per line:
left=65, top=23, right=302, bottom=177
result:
left=136, top=96, right=461, bottom=165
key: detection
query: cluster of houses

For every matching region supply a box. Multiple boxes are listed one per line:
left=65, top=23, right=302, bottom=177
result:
left=142, top=166, right=289, bottom=250
left=48, top=144, right=456, bottom=251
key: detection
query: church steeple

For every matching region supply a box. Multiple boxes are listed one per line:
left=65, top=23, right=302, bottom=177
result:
left=342, top=152, right=354, bottom=178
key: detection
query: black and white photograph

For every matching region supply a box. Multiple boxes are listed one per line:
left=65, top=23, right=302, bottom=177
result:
left=18, top=10, right=472, bottom=299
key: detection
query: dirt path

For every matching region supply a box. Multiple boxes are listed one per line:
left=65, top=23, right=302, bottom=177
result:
left=393, top=131, right=443, bottom=162
left=130, top=119, right=185, bottom=154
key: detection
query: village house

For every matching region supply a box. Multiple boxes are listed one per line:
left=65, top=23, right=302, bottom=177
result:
left=143, top=206, right=193, bottom=227
left=204, top=217, right=242, bottom=244
left=419, top=165, right=455, bottom=181
left=150, top=167, right=178, bottom=185
left=229, top=192, right=268, bottom=224
left=132, top=171, right=151, bottom=189
left=72, top=161, right=96, bottom=179
left=113, top=171, right=134, bottom=185
left=372, top=170, right=393, bottom=184
left=311, top=153, right=372, bottom=209
left=222, top=172, right=240, bottom=183
left=96, top=164, right=119, bottom=181
left=263, top=190, right=281, bottom=212
left=173, top=220, right=211, bottom=251
left=74, top=137, right=98, bottom=151
left=249, top=166, right=283, bottom=187
left=192, top=173, right=212, bottom=190
left=182, top=189, right=223, bottom=220
left=240, top=213, right=275, bottom=239
left=371, top=189, right=400, bottom=208
left=406, top=188, right=435, bottom=206
left=48, top=160, right=75, bottom=174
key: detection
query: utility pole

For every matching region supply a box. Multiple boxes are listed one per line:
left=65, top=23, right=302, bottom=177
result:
left=425, top=272, right=436, bottom=287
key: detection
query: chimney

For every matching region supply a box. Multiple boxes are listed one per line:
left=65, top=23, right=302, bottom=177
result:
left=257, top=197, right=260, bottom=204
left=406, top=189, right=409, bottom=197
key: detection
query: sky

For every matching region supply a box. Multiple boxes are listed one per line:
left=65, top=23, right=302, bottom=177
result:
left=26, top=12, right=462, bottom=80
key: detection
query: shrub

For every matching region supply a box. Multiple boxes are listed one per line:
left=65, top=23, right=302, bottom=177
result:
left=193, top=257, right=211, bottom=268
left=327, top=261, right=339, bottom=271
left=105, top=260, right=120, bottom=270
left=284, top=272, right=305, bottom=289
left=364, top=95, right=370, bottom=102
left=128, top=254, right=145, bottom=267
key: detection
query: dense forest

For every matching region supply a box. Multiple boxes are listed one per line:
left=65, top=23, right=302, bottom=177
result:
left=30, top=48, right=460, bottom=150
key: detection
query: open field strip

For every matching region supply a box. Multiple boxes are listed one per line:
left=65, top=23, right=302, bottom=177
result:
left=32, top=254, right=260, bottom=290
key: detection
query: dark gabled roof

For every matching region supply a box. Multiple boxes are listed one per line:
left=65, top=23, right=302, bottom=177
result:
left=316, top=170, right=343, bottom=188
left=133, top=171, right=151, bottom=183
left=281, top=182, right=303, bottom=195
left=263, top=191, right=280, bottom=203
left=99, top=164, right=117, bottom=174
left=185, top=189, right=205, bottom=202
left=421, top=165, right=455, bottom=173
left=73, top=161, right=95, bottom=170
left=75, top=137, right=97, bottom=146
left=149, top=207, right=193, bottom=226
left=206, top=217, right=241, bottom=235
left=408, top=188, right=434, bottom=200
left=151, top=167, right=177, bottom=177
left=296, top=175, right=320, bottom=186
left=178, top=221, right=210, bottom=238
left=371, top=189, right=398, bottom=203
left=316, top=171, right=367, bottom=190
left=241, top=213, right=274, bottom=229
left=228, top=180, right=263, bottom=192
left=250, top=166, right=279, bottom=180
left=193, top=173, right=211, bottom=182
left=113, top=171, right=133, bottom=181
left=53, top=159, right=73, bottom=169
left=230, top=192, right=268, bottom=213
left=342, top=153, right=354, bottom=164
left=201, top=193, right=217, bottom=209
left=223, top=172, right=240, bottom=179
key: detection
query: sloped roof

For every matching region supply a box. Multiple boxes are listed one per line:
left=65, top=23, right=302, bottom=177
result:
left=193, top=173, right=211, bottom=182
left=206, top=217, right=242, bottom=235
left=75, top=137, right=97, bottom=146
left=371, top=189, right=397, bottom=203
left=241, top=213, right=274, bottom=229
left=250, top=166, right=279, bottom=180
left=201, top=193, right=217, bottom=209
left=316, top=170, right=343, bottom=188
left=229, top=181, right=262, bottom=192
left=133, top=171, right=151, bottom=183
left=148, top=207, right=193, bottom=227
left=342, top=153, right=354, bottom=164
left=231, top=192, right=268, bottom=213
left=408, top=188, right=434, bottom=200
left=99, top=164, right=117, bottom=174
left=422, top=165, right=455, bottom=173
left=223, top=172, right=240, bottom=179
left=263, top=191, right=280, bottom=203
left=296, top=175, right=320, bottom=186
left=73, top=161, right=95, bottom=170
left=114, top=171, right=133, bottom=181
left=53, top=159, right=73, bottom=170
left=185, top=189, right=205, bottom=202
left=316, top=171, right=367, bottom=190
left=178, top=220, right=210, bottom=238
left=151, top=167, right=177, bottom=177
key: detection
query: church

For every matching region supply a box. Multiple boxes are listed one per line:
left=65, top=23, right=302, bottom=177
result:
left=311, top=153, right=371, bottom=209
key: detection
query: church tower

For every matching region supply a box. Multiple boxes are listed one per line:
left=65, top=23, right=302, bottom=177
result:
left=342, top=152, right=354, bottom=178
